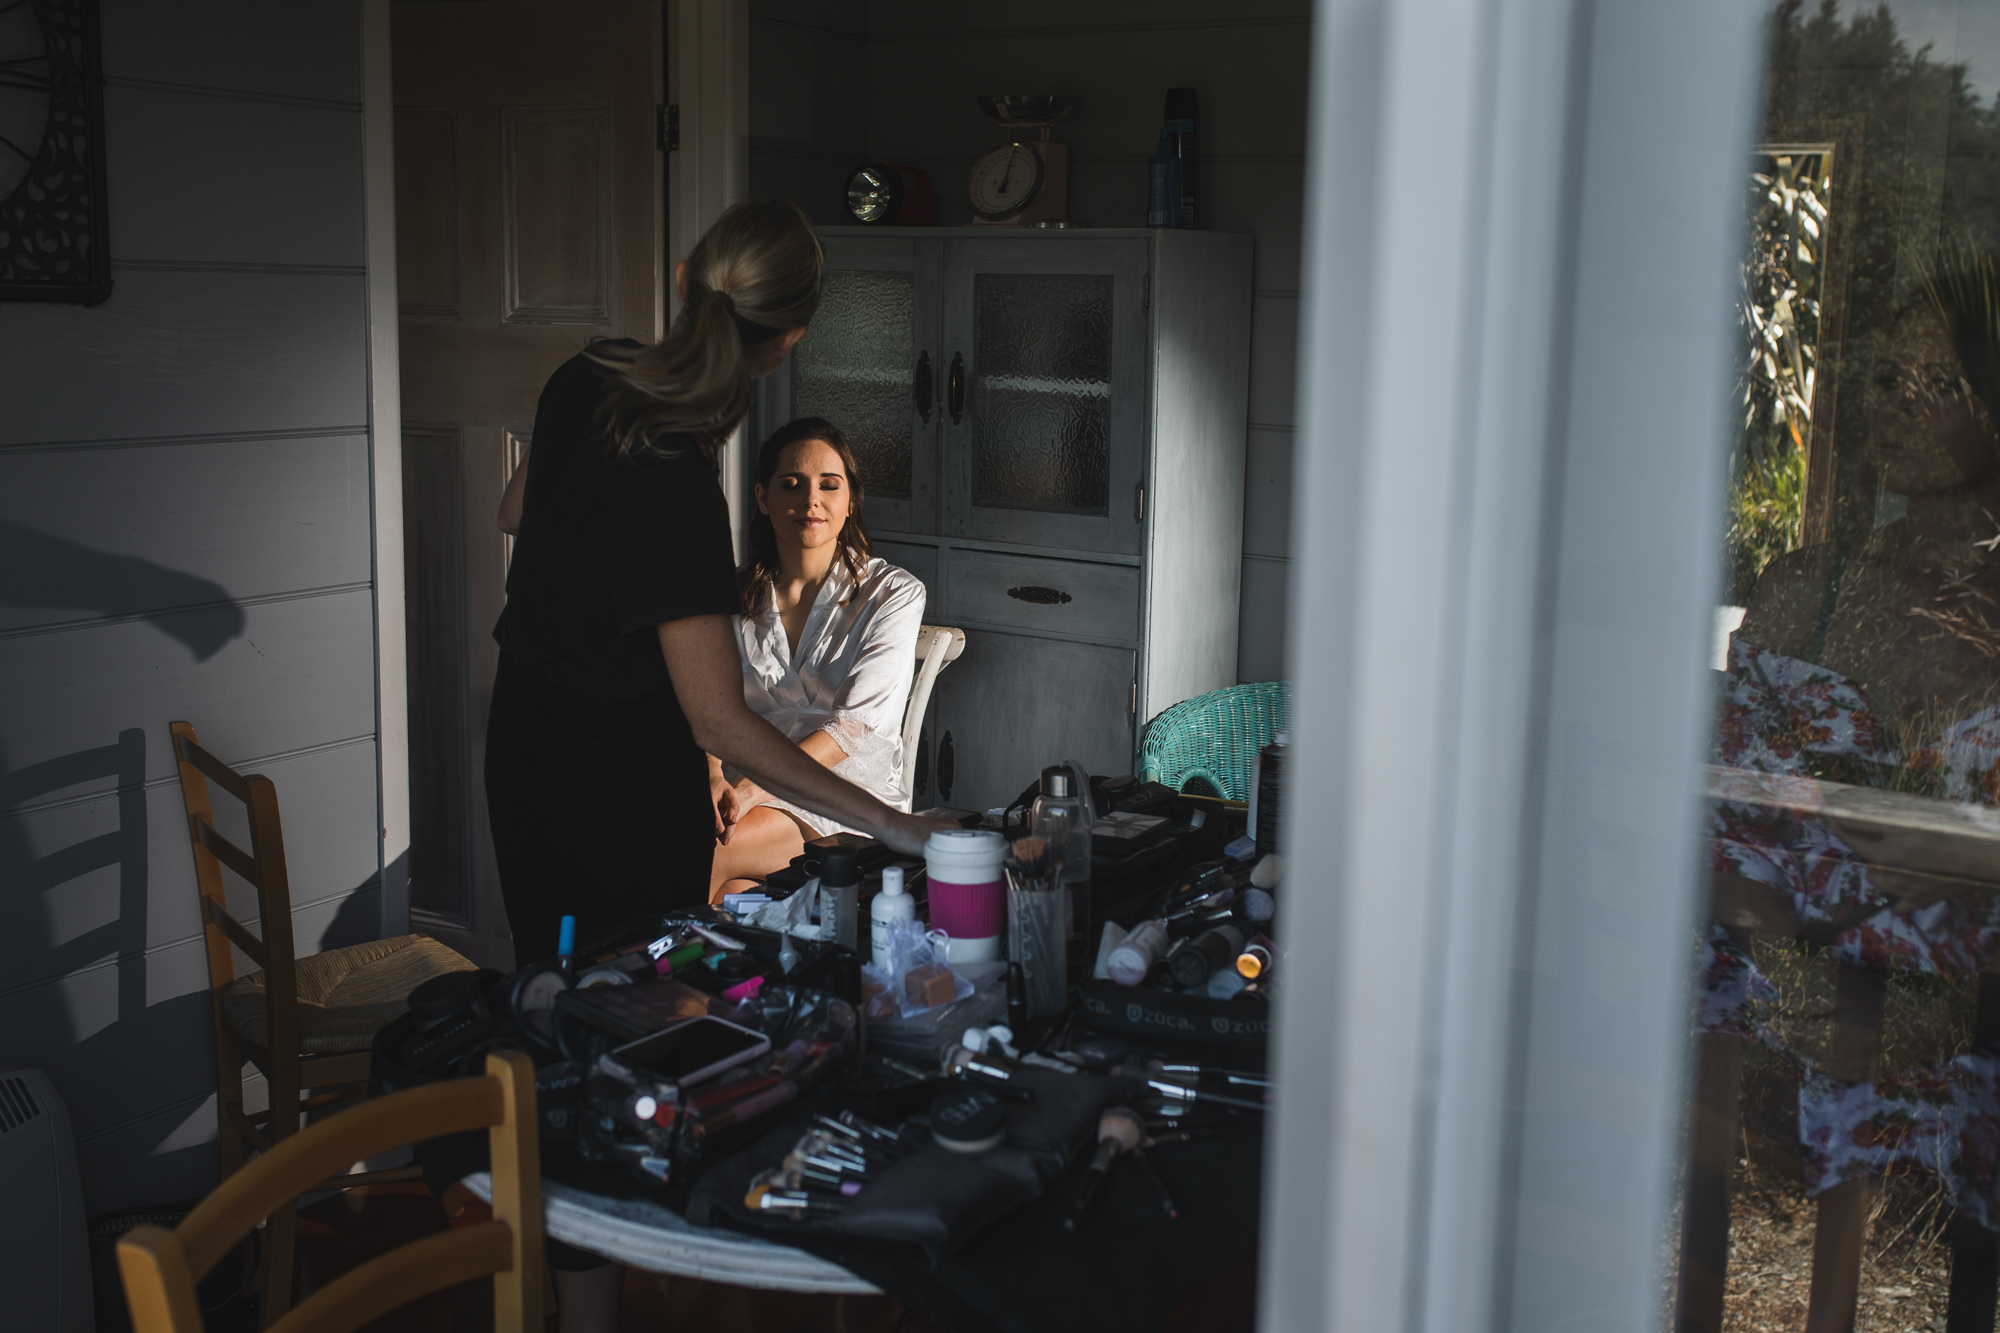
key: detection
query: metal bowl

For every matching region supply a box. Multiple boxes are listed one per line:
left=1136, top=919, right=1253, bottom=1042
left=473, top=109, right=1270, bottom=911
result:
left=976, top=95, right=1081, bottom=126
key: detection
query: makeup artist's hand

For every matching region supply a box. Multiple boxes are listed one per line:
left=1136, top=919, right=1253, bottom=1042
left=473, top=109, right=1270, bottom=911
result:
left=709, top=772, right=742, bottom=842
left=666, top=614, right=960, bottom=845
left=734, top=777, right=770, bottom=810
left=878, top=811, right=962, bottom=858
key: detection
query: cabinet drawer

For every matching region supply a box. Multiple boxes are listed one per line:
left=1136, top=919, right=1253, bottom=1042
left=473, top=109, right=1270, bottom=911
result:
left=872, top=539, right=939, bottom=599
left=944, top=549, right=1139, bottom=642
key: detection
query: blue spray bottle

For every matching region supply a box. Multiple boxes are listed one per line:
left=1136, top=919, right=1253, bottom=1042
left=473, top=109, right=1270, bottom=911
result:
left=1147, top=129, right=1182, bottom=228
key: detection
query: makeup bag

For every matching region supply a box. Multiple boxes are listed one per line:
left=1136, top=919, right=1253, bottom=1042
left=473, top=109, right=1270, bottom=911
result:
left=372, top=914, right=860, bottom=1192
left=687, top=1064, right=1139, bottom=1264
left=1076, top=978, right=1270, bottom=1052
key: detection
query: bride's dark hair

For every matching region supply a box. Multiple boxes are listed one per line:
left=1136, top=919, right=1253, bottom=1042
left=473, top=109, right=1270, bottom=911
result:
left=1915, top=239, right=2000, bottom=434
left=738, top=417, right=872, bottom=616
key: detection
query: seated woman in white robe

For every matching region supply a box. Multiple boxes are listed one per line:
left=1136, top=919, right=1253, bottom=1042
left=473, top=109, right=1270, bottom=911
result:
left=709, top=417, right=926, bottom=901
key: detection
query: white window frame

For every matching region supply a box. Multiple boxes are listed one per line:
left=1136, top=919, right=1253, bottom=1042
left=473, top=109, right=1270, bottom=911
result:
left=1262, top=2, right=1764, bottom=1328
left=361, top=0, right=408, bottom=937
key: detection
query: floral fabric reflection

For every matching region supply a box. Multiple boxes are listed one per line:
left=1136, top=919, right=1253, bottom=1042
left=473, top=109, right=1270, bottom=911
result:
left=1704, top=247, right=2000, bottom=1231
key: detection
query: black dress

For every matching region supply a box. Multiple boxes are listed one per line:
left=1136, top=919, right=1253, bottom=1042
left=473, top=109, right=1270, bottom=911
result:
left=484, top=344, right=739, bottom=961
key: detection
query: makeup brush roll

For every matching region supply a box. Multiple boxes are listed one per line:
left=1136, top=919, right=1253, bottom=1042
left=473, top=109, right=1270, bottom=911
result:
left=689, top=1065, right=1139, bottom=1263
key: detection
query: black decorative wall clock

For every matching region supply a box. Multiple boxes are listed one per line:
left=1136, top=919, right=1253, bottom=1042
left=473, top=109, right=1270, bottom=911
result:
left=0, top=0, right=110, bottom=304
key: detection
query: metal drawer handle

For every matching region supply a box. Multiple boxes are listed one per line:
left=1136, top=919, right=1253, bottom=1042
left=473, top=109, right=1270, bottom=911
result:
left=915, top=350, right=933, bottom=423
left=1006, top=586, right=1071, bottom=606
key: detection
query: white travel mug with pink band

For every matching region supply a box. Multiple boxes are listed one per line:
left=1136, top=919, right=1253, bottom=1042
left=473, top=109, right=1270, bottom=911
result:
left=923, top=829, right=1007, bottom=963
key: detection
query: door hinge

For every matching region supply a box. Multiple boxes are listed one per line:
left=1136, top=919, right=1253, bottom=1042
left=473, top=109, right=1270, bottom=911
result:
left=1142, top=272, right=1151, bottom=313
left=658, top=104, right=680, bottom=152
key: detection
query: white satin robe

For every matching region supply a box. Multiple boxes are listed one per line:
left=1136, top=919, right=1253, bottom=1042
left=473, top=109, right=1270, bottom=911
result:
left=734, top=556, right=927, bottom=836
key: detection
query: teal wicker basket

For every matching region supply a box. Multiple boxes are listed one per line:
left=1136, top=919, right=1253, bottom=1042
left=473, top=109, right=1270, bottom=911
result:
left=1138, top=681, right=1289, bottom=803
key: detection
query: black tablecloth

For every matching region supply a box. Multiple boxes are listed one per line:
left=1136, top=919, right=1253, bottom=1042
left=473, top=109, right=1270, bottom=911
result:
left=418, top=1111, right=1261, bottom=1333
left=715, top=1128, right=1264, bottom=1333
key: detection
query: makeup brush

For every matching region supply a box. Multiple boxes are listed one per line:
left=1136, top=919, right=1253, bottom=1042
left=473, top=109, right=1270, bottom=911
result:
left=1138, top=1066, right=1268, bottom=1112
left=942, top=1045, right=1035, bottom=1101
left=1008, top=835, right=1054, bottom=877
left=1151, top=1058, right=1273, bottom=1088
left=1063, top=1107, right=1146, bottom=1233
left=1131, top=1148, right=1179, bottom=1220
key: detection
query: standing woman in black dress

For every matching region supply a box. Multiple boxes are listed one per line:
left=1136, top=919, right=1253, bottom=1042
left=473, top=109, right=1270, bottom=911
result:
left=487, top=199, right=947, bottom=960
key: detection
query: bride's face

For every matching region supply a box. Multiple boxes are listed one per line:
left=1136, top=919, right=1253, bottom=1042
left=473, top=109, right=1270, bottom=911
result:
left=757, top=438, right=852, bottom=557
left=1867, top=306, right=1999, bottom=497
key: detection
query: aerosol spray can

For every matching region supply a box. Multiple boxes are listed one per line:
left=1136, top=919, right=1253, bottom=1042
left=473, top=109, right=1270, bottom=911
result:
left=1249, top=730, right=1287, bottom=854
left=1164, top=87, right=1198, bottom=228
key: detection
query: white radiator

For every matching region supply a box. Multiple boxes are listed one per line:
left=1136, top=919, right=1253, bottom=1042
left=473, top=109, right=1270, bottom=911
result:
left=0, top=1067, right=93, bottom=1332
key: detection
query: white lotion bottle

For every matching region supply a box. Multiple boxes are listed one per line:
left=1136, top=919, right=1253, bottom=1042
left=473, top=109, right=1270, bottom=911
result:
left=871, top=865, right=917, bottom=971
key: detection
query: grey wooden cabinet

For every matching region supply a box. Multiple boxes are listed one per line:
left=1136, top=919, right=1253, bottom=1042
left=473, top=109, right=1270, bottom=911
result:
left=752, top=227, right=1253, bottom=814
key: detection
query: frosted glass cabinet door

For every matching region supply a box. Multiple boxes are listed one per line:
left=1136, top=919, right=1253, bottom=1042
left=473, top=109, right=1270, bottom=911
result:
left=940, top=238, right=1149, bottom=554
left=769, top=237, right=941, bottom=535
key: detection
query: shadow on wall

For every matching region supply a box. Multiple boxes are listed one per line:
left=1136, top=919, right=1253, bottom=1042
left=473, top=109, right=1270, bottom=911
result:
left=0, top=730, right=219, bottom=1195
left=0, top=519, right=245, bottom=660
left=0, top=731, right=391, bottom=1211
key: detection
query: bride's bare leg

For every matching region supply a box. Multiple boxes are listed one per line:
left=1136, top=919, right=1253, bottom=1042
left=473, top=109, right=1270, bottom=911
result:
left=709, top=805, right=810, bottom=904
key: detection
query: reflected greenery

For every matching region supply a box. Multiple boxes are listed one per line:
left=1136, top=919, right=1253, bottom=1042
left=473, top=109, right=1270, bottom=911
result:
left=1726, top=153, right=1824, bottom=603
left=1767, top=0, right=2000, bottom=538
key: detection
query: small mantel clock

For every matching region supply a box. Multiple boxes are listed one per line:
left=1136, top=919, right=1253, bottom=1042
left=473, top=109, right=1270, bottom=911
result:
left=0, top=0, right=111, bottom=304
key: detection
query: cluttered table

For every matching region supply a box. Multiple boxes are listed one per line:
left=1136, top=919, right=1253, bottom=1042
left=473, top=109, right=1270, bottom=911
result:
left=449, top=1094, right=1266, bottom=1333
left=393, top=768, right=1279, bottom=1332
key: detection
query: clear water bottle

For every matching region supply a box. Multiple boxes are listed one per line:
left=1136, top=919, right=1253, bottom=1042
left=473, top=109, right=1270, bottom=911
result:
left=1030, top=764, right=1093, bottom=982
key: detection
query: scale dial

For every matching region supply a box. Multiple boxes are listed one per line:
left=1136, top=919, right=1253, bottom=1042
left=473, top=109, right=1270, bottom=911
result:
left=969, top=142, right=1044, bottom=221
left=0, top=1, right=51, bottom=204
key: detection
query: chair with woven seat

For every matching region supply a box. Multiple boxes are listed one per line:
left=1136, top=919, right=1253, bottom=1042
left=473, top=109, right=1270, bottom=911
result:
left=169, top=720, right=478, bottom=1322
left=117, top=1050, right=544, bottom=1333
left=1138, top=681, right=1289, bottom=803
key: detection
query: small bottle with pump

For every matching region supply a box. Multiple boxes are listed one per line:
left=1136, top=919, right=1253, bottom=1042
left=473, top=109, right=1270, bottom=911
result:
left=870, top=864, right=916, bottom=971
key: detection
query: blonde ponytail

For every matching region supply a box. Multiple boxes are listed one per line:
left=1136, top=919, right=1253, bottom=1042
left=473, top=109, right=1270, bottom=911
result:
left=588, top=199, right=824, bottom=461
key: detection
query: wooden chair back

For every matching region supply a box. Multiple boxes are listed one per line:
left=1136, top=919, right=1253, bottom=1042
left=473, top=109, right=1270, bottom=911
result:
left=903, top=625, right=966, bottom=782
left=117, top=1051, right=544, bottom=1333
left=169, top=721, right=303, bottom=1062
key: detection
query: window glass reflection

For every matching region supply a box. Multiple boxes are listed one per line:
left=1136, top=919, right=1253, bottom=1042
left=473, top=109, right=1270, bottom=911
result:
left=1685, top=4, right=2000, bottom=1328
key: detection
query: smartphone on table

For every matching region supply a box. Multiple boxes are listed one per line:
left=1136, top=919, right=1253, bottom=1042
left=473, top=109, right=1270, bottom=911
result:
left=611, top=1016, right=770, bottom=1087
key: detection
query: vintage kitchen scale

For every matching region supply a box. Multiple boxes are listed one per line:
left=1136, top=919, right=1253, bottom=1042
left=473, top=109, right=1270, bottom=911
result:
left=968, top=95, right=1079, bottom=227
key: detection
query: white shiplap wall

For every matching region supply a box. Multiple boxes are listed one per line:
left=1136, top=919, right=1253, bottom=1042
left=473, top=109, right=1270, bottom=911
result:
left=748, top=0, right=1307, bottom=686
left=0, top=0, right=386, bottom=1216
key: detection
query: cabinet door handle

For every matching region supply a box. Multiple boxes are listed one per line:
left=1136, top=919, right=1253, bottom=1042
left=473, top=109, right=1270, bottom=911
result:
left=948, top=351, right=965, bottom=425
left=938, top=730, right=955, bottom=801
left=914, top=350, right=933, bottom=423
left=1006, top=585, right=1072, bottom=606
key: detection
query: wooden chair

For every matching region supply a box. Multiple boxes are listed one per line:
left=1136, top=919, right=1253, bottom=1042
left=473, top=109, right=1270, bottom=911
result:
left=117, top=1051, right=544, bottom=1333
left=903, top=625, right=965, bottom=793
left=170, top=720, right=478, bottom=1321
